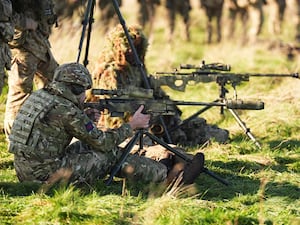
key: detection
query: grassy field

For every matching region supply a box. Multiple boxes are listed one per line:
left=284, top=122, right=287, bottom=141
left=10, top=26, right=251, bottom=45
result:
left=0, top=1, right=299, bottom=224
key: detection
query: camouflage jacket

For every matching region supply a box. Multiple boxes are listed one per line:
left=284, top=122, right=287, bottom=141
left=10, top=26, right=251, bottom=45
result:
left=9, top=0, right=57, bottom=61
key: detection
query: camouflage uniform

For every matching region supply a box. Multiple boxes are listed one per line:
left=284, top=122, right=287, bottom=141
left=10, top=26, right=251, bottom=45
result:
left=8, top=63, right=167, bottom=185
left=200, top=0, right=224, bottom=43
left=86, top=24, right=229, bottom=147
left=164, top=0, right=192, bottom=42
left=137, top=0, right=160, bottom=37
left=227, top=0, right=250, bottom=43
left=267, top=0, right=286, bottom=35
left=0, top=0, right=14, bottom=94
left=98, top=0, right=122, bottom=34
left=53, top=0, right=84, bottom=19
left=296, top=0, right=300, bottom=42
left=247, top=0, right=265, bottom=42
left=4, top=0, right=59, bottom=138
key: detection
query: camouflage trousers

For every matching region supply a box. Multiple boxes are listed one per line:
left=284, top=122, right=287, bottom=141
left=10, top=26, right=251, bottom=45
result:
left=4, top=48, right=58, bottom=139
left=248, top=1, right=265, bottom=42
left=13, top=141, right=168, bottom=185
left=0, top=42, right=11, bottom=94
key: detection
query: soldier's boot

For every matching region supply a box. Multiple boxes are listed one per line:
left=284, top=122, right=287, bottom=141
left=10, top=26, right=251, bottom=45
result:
left=165, top=152, right=205, bottom=185
left=182, top=152, right=205, bottom=184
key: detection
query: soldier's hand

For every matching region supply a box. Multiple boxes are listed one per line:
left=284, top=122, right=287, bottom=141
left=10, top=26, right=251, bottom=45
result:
left=85, top=108, right=100, bottom=123
left=128, top=105, right=150, bottom=130
left=25, top=18, right=38, bottom=30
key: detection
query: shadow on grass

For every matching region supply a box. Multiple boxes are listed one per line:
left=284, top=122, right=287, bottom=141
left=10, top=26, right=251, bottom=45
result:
left=197, top=159, right=300, bottom=201
left=267, top=139, right=300, bottom=151
left=0, top=181, right=41, bottom=196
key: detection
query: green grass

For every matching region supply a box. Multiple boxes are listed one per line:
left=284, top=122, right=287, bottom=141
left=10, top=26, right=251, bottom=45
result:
left=0, top=1, right=300, bottom=224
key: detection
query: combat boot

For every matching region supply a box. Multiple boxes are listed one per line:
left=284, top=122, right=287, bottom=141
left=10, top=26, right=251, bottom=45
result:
left=182, top=152, right=205, bottom=184
left=165, top=152, right=205, bottom=185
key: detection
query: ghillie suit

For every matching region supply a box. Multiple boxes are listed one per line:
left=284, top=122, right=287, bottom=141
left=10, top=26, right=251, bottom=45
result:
left=86, top=24, right=229, bottom=147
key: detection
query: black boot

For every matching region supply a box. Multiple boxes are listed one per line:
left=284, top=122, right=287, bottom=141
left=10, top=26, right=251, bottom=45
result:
left=182, top=152, right=205, bottom=185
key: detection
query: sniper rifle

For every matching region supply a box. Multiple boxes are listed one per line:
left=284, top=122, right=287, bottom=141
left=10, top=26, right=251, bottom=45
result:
left=151, top=61, right=299, bottom=92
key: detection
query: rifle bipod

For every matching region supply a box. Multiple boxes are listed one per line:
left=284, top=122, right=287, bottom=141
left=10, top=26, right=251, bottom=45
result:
left=169, top=84, right=262, bottom=149
left=105, top=128, right=229, bottom=186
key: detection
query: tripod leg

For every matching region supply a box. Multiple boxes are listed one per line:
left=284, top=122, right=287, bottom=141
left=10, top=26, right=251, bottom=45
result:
left=106, top=130, right=143, bottom=185
left=76, top=0, right=95, bottom=63
left=228, top=109, right=262, bottom=149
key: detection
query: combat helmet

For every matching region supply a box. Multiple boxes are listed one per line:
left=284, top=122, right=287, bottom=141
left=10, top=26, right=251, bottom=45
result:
left=53, top=62, right=92, bottom=92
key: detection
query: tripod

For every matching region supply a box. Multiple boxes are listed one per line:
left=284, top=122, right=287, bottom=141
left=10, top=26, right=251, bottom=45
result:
left=76, top=0, right=96, bottom=66
left=105, top=128, right=229, bottom=186
left=169, top=79, right=262, bottom=149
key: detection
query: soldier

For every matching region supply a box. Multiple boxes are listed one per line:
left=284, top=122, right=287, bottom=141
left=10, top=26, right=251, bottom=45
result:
left=4, top=0, right=59, bottom=138
left=86, top=24, right=229, bottom=147
left=227, top=0, right=249, bottom=43
left=164, top=0, right=192, bottom=42
left=200, top=0, right=225, bottom=44
left=98, top=0, right=122, bottom=34
left=8, top=62, right=204, bottom=186
left=53, top=0, right=84, bottom=20
left=267, top=0, right=286, bottom=35
left=137, top=0, right=160, bottom=37
left=0, top=0, right=14, bottom=95
left=247, top=0, right=266, bottom=43
left=296, top=0, right=300, bottom=42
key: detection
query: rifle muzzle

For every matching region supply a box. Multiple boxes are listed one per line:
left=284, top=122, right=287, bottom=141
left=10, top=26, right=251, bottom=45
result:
left=150, top=124, right=164, bottom=135
left=226, top=99, right=264, bottom=110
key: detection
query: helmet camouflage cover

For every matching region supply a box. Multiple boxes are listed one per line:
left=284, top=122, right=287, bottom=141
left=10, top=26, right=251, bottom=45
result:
left=53, top=62, right=92, bottom=89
